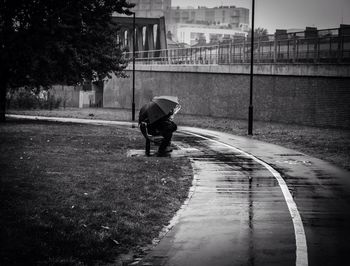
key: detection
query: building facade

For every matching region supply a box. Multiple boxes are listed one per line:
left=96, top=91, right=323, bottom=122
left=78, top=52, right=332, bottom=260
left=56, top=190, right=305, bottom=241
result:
left=168, top=6, right=249, bottom=30
left=126, top=1, right=249, bottom=46
left=128, top=0, right=171, bottom=18
left=175, top=24, right=247, bottom=45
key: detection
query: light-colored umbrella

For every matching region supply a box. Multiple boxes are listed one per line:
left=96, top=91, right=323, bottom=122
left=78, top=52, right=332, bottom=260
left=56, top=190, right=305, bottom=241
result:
left=139, top=96, right=180, bottom=124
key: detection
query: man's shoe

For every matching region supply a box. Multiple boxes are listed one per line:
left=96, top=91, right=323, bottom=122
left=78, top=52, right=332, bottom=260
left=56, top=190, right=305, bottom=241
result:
left=165, top=146, right=173, bottom=153
left=157, top=152, right=168, bottom=157
left=158, top=146, right=173, bottom=156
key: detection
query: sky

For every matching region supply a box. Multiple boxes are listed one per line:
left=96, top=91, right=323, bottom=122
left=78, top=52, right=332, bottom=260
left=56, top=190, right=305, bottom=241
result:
left=171, top=0, right=350, bottom=34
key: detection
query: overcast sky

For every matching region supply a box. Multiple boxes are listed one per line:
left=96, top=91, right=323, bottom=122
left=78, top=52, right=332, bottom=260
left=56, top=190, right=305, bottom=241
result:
left=172, top=0, right=350, bottom=33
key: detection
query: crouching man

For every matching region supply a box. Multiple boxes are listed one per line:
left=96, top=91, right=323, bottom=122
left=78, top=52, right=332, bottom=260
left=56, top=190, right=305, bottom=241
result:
left=148, top=111, right=177, bottom=155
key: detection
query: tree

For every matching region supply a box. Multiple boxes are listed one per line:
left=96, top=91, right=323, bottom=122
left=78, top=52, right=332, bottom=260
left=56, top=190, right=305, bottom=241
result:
left=0, top=0, right=135, bottom=121
left=167, top=30, right=173, bottom=40
left=248, top=27, right=269, bottom=41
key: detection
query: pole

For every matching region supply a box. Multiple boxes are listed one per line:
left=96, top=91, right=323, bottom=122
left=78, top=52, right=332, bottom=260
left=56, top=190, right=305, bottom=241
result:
left=248, top=0, right=255, bottom=135
left=132, top=12, right=136, bottom=121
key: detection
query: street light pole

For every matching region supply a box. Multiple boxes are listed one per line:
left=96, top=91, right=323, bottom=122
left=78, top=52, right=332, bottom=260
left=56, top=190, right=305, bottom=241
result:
left=248, top=0, right=255, bottom=135
left=132, top=12, right=136, bottom=121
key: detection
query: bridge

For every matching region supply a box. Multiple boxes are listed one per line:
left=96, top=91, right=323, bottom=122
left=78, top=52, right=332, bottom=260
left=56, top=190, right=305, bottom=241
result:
left=124, top=26, right=350, bottom=65
left=112, top=16, right=167, bottom=52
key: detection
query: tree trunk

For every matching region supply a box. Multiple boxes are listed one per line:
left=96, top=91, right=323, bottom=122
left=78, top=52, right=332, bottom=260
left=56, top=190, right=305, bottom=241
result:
left=0, top=72, right=8, bottom=122
left=1, top=15, right=11, bottom=122
left=0, top=86, right=7, bottom=122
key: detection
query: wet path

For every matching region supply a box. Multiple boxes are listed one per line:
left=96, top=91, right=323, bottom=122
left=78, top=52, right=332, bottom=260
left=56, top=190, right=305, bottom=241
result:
left=140, top=132, right=298, bottom=266
left=179, top=128, right=350, bottom=266
left=140, top=129, right=350, bottom=266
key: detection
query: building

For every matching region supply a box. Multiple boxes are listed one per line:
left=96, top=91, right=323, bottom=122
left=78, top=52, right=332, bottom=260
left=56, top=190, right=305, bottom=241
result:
left=175, top=24, right=247, bottom=46
left=127, top=1, right=249, bottom=29
left=168, top=6, right=249, bottom=29
left=167, top=5, right=249, bottom=45
left=128, top=0, right=171, bottom=18
left=126, top=1, right=249, bottom=46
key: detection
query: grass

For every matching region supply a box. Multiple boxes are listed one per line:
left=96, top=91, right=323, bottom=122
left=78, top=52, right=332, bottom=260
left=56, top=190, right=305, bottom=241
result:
left=8, top=108, right=350, bottom=171
left=175, top=114, right=350, bottom=171
left=0, top=120, right=192, bottom=265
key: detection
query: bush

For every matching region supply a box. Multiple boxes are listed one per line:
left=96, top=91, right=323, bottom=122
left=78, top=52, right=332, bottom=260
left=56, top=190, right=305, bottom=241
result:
left=8, top=89, right=62, bottom=110
left=38, top=95, right=62, bottom=110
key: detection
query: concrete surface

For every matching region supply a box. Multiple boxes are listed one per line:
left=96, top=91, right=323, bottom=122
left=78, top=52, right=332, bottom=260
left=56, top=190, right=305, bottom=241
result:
left=138, top=127, right=350, bottom=266
left=103, top=70, right=350, bottom=128
left=127, top=63, right=350, bottom=77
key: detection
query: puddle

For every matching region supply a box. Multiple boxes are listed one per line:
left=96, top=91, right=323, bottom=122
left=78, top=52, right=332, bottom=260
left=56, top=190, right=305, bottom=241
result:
left=126, top=148, right=194, bottom=158
left=275, top=159, right=312, bottom=165
left=277, top=153, right=304, bottom=156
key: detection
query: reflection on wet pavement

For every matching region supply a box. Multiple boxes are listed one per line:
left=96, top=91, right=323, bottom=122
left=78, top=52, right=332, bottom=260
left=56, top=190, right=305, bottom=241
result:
left=140, top=132, right=296, bottom=266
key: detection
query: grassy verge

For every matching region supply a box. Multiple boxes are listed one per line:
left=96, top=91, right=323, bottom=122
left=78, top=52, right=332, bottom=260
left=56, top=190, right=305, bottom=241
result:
left=175, top=114, right=350, bottom=171
left=8, top=108, right=350, bottom=171
left=0, top=120, right=192, bottom=265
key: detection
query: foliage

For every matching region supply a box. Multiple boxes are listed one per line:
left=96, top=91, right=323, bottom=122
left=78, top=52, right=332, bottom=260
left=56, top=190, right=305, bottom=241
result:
left=0, top=0, right=135, bottom=120
left=7, top=89, right=62, bottom=110
left=248, top=27, right=270, bottom=41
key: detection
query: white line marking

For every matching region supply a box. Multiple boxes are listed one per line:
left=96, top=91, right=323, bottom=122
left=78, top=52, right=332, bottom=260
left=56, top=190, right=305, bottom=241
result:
left=182, top=131, right=308, bottom=266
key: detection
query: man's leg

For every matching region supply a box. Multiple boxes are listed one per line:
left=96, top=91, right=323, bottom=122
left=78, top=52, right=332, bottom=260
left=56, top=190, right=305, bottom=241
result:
left=157, top=120, right=177, bottom=154
left=158, top=130, right=173, bottom=154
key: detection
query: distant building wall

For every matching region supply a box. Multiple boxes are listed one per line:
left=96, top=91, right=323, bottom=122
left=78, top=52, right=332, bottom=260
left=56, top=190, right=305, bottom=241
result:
left=50, top=84, right=103, bottom=108
left=50, top=85, right=80, bottom=108
left=104, top=65, right=350, bottom=128
left=129, top=0, right=171, bottom=17
left=168, top=6, right=249, bottom=28
left=126, top=1, right=249, bottom=45
left=167, top=6, right=249, bottom=44
left=175, top=24, right=247, bottom=45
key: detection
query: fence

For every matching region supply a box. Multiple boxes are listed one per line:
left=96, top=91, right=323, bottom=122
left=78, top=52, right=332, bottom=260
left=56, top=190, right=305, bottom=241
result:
left=125, top=27, right=350, bottom=65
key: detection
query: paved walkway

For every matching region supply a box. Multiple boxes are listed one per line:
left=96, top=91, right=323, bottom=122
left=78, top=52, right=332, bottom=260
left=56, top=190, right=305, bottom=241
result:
left=7, top=115, right=350, bottom=266
left=135, top=127, right=350, bottom=266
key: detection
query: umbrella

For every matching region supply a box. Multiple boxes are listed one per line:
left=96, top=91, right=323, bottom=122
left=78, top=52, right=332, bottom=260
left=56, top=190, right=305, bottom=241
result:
left=139, top=96, right=180, bottom=124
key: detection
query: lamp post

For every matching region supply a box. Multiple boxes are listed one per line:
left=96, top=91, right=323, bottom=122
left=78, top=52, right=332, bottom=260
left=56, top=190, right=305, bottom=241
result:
left=248, top=0, right=255, bottom=135
left=132, top=11, right=136, bottom=121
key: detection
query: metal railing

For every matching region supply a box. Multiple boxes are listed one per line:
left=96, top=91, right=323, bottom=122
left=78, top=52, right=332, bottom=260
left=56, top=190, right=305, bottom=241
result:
left=125, top=27, right=350, bottom=65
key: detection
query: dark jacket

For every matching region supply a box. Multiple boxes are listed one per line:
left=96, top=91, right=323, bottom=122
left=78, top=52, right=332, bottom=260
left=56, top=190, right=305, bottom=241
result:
left=148, top=113, right=177, bottom=136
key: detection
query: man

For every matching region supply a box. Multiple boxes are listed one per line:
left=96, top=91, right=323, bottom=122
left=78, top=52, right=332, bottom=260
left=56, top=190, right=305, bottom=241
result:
left=148, top=111, right=177, bottom=155
left=139, top=107, right=178, bottom=156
